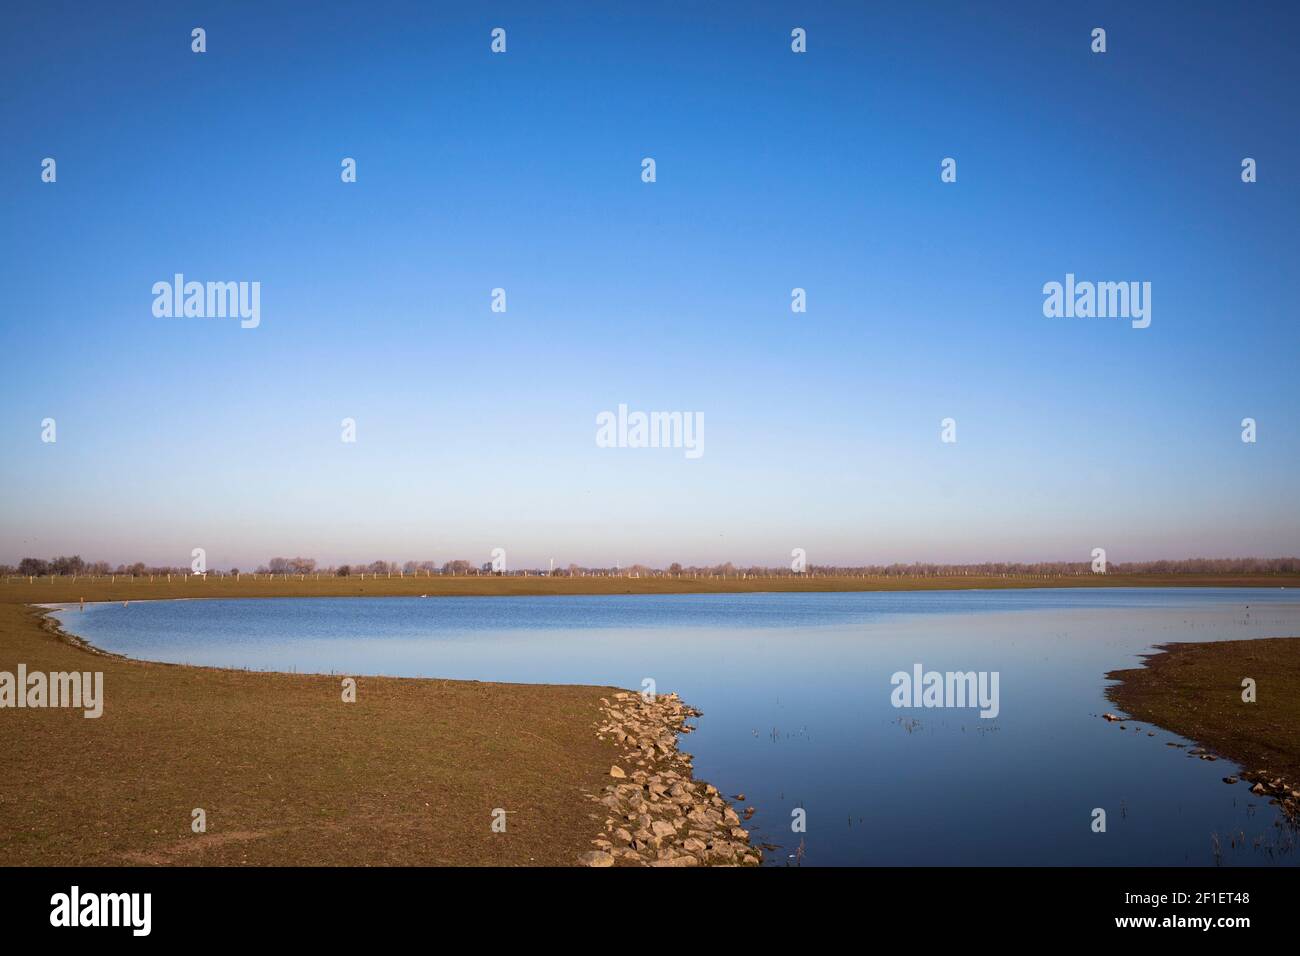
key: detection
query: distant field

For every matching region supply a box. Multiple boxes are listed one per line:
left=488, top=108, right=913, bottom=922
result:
left=3, top=571, right=1297, bottom=605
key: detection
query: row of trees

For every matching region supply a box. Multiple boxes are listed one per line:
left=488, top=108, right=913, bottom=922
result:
left=261, top=557, right=317, bottom=575
left=334, top=560, right=479, bottom=576
left=547, top=557, right=1300, bottom=577
left=5, top=556, right=153, bottom=577
left=5, top=555, right=1299, bottom=578
left=774, top=557, right=1300, bottom=576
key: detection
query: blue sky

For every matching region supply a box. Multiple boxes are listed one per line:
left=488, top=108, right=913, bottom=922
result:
left=2, top=1, right=1297, bottom=569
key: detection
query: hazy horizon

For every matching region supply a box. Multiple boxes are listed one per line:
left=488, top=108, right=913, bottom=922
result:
left=5, top=550, right=1299, bottom=576
left=3, top=2, right=1298, bottom=569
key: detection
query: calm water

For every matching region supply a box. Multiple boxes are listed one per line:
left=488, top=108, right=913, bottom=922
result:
left=51, top=588, right=1300, bottom=866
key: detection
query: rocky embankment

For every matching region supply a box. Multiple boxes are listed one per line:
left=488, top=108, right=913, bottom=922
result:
left=578, top=691, right=761, bottom=867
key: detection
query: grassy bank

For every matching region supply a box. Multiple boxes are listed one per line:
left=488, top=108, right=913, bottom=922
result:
left=1106, top=637, right=1300, bottom=817
left=3, top=571, right=1296, bottom=605
left=0, top=600, right=620, bottom=865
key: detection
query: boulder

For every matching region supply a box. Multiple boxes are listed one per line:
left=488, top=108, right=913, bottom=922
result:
left=651, top=820, right=677, bottom=839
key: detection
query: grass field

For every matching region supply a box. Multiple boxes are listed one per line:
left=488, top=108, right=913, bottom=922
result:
left=0, top=599, right=620, bottom=865
left=3, top=570, right=1297, bottom=605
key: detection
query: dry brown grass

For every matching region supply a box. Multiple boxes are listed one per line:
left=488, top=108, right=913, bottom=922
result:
left=3, top=570, right=1295, bottom=605
left=0, top=601, right=619, bottom=866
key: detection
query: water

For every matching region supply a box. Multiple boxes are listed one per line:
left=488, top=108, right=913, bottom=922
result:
left=50, top=587, right=1300, bottom=866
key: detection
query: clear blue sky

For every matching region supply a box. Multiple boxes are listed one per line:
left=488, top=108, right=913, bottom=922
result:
left=2, top=1, right=1297, bottom=569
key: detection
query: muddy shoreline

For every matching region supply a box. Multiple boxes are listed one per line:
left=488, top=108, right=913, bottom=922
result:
left=1106, top=636, right=1300, bottom=823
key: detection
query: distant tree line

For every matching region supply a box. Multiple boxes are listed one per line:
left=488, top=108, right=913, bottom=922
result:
left=3, top=554, right=1299, bottom=578
left=6, top=555, right=144, bottom=577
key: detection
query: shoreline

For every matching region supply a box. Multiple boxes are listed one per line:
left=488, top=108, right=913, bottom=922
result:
left=3, top=601, right=754, bottom=867
left=1106, top=637, right=1300, bottom=823
left=0, top=602, right=654, bottom=865
left=36, top=581, right=1300, bottom=692
left=584, top=692, right=761, bottom=867
left=34, top=602, right=134, bottom=663
left=32, top=602, right=765, bottom=866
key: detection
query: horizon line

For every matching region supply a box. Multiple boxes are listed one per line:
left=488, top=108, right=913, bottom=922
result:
left=7, top=555, right=1300, bottom=577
